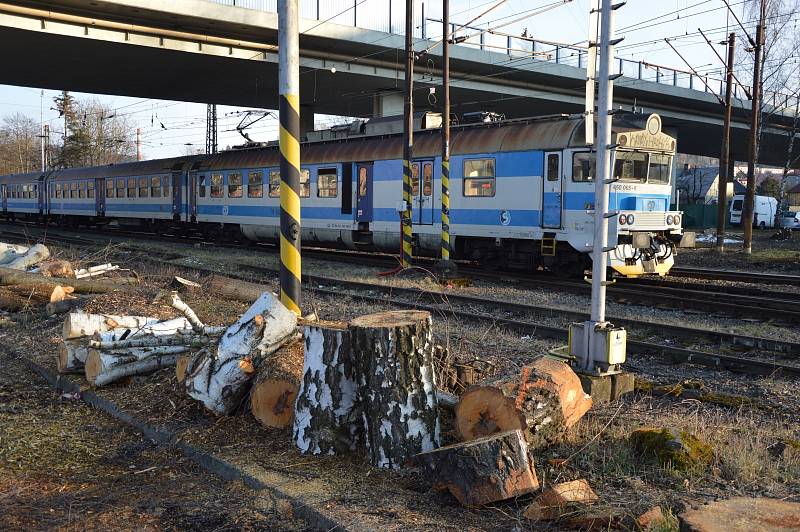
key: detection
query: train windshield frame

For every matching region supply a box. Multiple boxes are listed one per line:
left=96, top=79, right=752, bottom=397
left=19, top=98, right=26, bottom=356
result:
left=572, top=150, right=673, bottom=185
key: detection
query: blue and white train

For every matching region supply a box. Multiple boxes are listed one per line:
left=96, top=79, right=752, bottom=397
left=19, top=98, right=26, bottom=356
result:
left=0, top=112, right=682, bottom=277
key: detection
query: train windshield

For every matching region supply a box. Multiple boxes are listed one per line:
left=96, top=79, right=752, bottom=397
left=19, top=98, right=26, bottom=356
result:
left=612, top=150, right=672, bottom=185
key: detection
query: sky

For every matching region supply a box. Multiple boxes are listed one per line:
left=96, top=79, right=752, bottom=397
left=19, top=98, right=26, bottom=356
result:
left=0, top=0, right=792, bottom=161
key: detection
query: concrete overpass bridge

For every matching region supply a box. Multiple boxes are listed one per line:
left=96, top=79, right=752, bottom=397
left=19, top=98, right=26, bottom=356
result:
left=0, top=0, right=797, bottom=165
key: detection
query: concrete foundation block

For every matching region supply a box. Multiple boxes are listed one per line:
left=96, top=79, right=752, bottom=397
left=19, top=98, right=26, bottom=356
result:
left=579, top=374, right=612, bottom=404
left=610, top=373, right=635, bottom=400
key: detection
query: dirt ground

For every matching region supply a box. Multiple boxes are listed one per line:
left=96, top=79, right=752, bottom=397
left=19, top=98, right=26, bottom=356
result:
left=0, top=346, right=308, bottom=531
left=678, top=228, right=800, bottom=273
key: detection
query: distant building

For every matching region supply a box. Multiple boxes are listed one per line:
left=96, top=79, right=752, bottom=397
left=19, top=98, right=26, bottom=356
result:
left=674, top=165, right=734, bottom=204
left=788, top=183, right=800, bottom=210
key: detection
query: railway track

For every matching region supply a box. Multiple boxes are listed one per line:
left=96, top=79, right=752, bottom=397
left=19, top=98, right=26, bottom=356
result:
left=2, top=222, right=799, bottom=323
left=1, top=222, right=798, bottom=378
left=670, top=266, right=800, bottom=286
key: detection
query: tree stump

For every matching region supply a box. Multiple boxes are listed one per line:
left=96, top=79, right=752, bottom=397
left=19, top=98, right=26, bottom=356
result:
left=415, top=429, right=540, bottom=507
left=293, top=322, right=360, bottom=455
left=456, top=356, right=592, bottom=448
left=250, top=338, right=304, bottom=428
left=350, top=310, right=440, bottom=469
left=175, top=355, right=191, bottom=383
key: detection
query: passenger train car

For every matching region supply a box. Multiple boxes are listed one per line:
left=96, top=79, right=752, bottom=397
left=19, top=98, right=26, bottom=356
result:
left=0, top=112, right=682, bottom=277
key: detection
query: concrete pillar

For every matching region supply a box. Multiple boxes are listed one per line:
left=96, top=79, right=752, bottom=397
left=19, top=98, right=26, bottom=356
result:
left=372, top=92, right=404, bottom=118
left=300, top=104, right=315, bottom=136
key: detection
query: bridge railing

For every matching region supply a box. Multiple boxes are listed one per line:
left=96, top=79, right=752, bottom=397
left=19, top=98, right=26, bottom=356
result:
left=207, top=0, right=797, bottom=113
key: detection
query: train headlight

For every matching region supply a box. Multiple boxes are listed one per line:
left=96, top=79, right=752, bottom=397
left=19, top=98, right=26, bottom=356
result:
left=618, top=214, right=627, bottom=225
left=666, top=215, right=674, bottom=225
left=626, top=214, right=635, bottom=225
left=674, top=215, right=681, bottom=225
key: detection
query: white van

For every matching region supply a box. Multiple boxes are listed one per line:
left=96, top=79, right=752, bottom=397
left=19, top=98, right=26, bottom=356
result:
left=729, top=194, right=779, bottom=228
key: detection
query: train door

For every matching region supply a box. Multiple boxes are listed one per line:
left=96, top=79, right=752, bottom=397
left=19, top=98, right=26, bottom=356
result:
left=542, top=152, right=562, bottom=228
left=171, top=170, right=183, bottom=220
left=356, top=162, right=373, bottom=223
left=1, top=184, right=6, bottom=212
left=95, top=178, right=106, bottom=216
left=36, top=180, right=44, bottom=214
left=412, top=160, right=435, bottom=225
left=188, top=170, right=198, bottom=221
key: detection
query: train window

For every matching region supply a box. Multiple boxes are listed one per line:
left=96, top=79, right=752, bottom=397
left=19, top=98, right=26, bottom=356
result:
left=317, top=168, right=338, bottom=198
left=228, top=173, right=243, bottom=198
left=138, top=177, right=149, bottom=197
left=423, top=163, right=433, bottom=196
left=546, top=154, right=560, bottom=181
left=613, top=150, right=647, bottom=182
left=150, top=176, right=161, bottom=197
left=572, top=152, right=596, bottom=182
left=463, top=158, right=496, bottom=197
left=210, top=174, right=223, bottom=198
left=106, top=180, right=114, bottom=198
left=117, top=178, right=126, bottom=198
left=411, top=163, right=420, bottom=196
left=248, top=171, right=263, bottom=198
left=127, top=178, right=136, bottom=198
left=300, top=169, right=310, bottom=197
left=33, top=184, right=38, bottom=197
left=268, top=171, right=280, bottom=198
left=648, top=154, right=671, bottom=184
left=55, top=183, right=61, bottom=199
left=70, top=182, right=78, bottom=199
left=198, top=175, right=207, bottom=198
left=87, top=183, right=95, bottom=199
left=162, top=176, right=170, bottom=198
left=78, top=182, right=85, bottom=199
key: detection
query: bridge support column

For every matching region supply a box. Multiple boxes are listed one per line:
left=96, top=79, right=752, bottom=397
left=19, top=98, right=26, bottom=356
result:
left=372, top=92, right=404, bottom=117
left=300, top=104, right=315, bottom=137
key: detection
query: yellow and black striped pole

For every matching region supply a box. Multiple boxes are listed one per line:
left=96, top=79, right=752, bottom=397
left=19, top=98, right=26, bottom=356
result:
left=401, top=0, right=414, bottom=269
left=440, top=0, right=451, bottom=263
left=278, top=0, right=301, bottom=315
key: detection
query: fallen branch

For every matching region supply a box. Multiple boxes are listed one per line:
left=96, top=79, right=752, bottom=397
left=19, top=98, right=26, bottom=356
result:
left=85, top=345, right=191, bottom=385
left=168, top=292, right=205, bottom=333
left=89, top=333, right=216, bottom=350
left=0, top=267, right=137, bottom=292
left=4, top=243, right=49, bottom=270
left=92, top=317, right=193, bottom=342
left=74, top=263, right=120, bottom=279
left=205, top=274, right=267, bottom=303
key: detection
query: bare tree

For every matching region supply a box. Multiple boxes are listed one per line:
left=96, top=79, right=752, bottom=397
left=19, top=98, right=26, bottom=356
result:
left=0, top=113, right=41, bottom=174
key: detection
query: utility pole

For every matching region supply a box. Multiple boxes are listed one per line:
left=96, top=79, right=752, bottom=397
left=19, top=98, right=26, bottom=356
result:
left=206, top=104, right=218, bottom=154
left=43, top=124, right=50, bottom=171
left=570, top=0, right=627, bottom=377
left=742, top=0, right=766, bottom=254
left=437, top=0, right=456, bottom=276
left=401, top=0, right=414, bottom=268
left=40, top=90, right=45, bottom=172
left=136, top=128, right=142, bottom=161
left=715, top=32, right=736, bottom=253
left=278, top=0, right=302, bottom=315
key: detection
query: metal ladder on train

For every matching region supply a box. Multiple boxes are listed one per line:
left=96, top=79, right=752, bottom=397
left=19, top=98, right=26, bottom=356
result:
left=540, top=233, right=557, bottom=256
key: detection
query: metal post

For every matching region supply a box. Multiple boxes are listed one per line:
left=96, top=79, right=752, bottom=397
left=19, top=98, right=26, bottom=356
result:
left=401, top=0, right=414, bottom=268
left=716, top=33, right=735, bottom=253
left=743, top=0, right=765, bottom=254
left=40, top=90, right=44, bottom=172
left=136, top=128, right=142, bottom=161
left=438, top=0, right=454, bottom=275
left=278, top=0, right=302, bottom=315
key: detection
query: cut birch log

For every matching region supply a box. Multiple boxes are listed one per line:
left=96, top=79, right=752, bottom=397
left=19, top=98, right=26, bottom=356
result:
left=63, top=312, right=158, bottom=340
left=89, top=334, right=216, bottom=350
left=45, top=285, right=78, bottom=315
left=92, top=353, right=184, bottom=387
left=57, top=339, right=90, bottom=374
left=171, top=276, right=201, bottom=292
left=205, top=274, right=268, bottom=303
left=85, top=345, right=190, bottom=385
left=175, top=355, right=191, bottom=383
left=92, top=317, right=193, bottom=342
left=39, top=260, right=75, bottom=278
left=293, top=322, right=360, bottom=455
left=250, top=339, right=304, bottom=428
left=0, top=268, right=137, bottom=292
left=455, top=356, right=592, bottom=448
left=0, top=243, right=28, bottom=265
left=350, top=310, right=440, bottom=469
left=4, top=243, right=50, bottom=270
left=415, top=429, right=540, bottom=507
left=74, top=263, right=119, bottom=279
left=184, top=291, right=296, bottom=415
